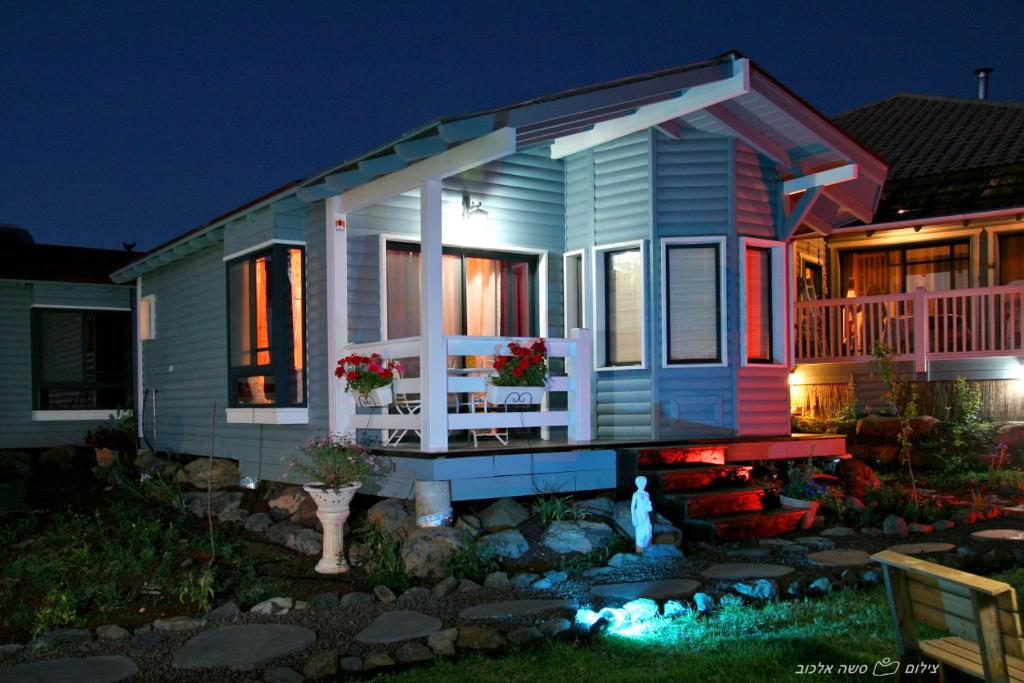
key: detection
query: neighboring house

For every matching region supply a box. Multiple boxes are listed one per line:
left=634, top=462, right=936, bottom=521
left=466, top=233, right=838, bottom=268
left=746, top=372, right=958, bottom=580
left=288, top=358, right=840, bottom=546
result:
left=110, top=52, right=883, bottom=505
left=791, top=90, right=1024, bottom=420
left=0, top=226, right=139, bottom=449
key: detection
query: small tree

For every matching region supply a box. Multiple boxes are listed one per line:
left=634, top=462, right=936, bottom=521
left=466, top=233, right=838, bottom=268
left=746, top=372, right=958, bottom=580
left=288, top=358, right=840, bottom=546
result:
left=871, top=343, right=920, bottom=511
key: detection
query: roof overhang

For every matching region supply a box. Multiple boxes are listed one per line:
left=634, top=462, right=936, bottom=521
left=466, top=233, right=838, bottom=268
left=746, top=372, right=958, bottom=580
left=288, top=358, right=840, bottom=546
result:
left=795, top=204, right=1024, bottom=240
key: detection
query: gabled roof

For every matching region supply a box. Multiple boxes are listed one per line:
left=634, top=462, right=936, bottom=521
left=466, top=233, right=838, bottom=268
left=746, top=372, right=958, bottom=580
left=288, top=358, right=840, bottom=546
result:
left=834, top=94, right=1024, bottom=221
left=1, top=241, right=142, bottom=285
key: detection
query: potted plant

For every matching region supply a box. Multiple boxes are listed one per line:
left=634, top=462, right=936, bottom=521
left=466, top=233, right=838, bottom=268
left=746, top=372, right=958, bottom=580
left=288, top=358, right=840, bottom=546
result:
left=84, top=412, right=136, bottom=468
left=779, top=459, right=827, bottom=529
left=486, top=339, right=549, bottom=405
left=285, top=433, right=386, bottom=574
left=335, top=353, right=402, bottom=407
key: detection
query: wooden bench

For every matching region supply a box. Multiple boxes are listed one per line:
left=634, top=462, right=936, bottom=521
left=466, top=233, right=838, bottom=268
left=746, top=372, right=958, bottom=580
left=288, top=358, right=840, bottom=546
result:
left=872, top=550, right=1024, bottom=682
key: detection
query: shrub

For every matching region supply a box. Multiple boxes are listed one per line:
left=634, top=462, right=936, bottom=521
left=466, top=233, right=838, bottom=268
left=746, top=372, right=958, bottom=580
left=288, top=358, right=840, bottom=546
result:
left=177, top=567, right=216, bottom=612
left=353, top=520, right=410, bottom=591
left=444, top=539, right=499, bottom=582
left=531, top=495, right=588, bottom=524
left=33, top=589, right=79, bottom=636
left=780, top=460, right=827, bottom=500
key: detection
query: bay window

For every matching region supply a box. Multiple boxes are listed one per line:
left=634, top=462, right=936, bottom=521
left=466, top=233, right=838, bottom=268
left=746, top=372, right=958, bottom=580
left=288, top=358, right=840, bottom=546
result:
left=595, top=242, right=645, bottom=369
left=741, top=238, right=785, bottom=365
left=663, top=238, right=724, bottom=365
left=227, top=244, right=305, bottom=408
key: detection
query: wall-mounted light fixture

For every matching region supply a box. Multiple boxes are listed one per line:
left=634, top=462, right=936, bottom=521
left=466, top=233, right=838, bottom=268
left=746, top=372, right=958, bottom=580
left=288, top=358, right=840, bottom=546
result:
left=462, top=191, right=488, bottom=228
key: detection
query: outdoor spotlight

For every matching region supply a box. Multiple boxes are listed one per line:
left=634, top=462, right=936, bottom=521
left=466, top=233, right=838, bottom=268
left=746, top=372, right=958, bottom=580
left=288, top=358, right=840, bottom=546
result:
left=461, top=191, right=488, bottom=227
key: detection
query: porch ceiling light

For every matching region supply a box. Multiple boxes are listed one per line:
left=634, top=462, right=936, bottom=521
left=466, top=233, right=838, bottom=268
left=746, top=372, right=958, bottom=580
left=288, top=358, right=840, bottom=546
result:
left=462, top=191, right=488, bottom=228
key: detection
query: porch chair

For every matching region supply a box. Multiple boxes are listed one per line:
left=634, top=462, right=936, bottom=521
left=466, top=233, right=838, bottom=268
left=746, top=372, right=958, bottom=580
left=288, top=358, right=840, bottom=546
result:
left=463, top=355, right=508, bottom=447
left=382, top=370, right=422, bottom=447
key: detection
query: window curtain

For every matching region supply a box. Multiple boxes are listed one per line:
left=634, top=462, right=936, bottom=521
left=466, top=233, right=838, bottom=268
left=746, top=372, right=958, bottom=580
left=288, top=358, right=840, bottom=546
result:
left=745, top=247, right=772, bottom=362
left=667, top=245, right=719, bottom=362
left=1000, top=234, right=1024, bottom=285
left=850, top=252, right=890, bottom=296
left=606, top=249, right=642, bottom=365
left=386, top=249, right=463, bottom=338
left=287, top=249, right=304, bottom=404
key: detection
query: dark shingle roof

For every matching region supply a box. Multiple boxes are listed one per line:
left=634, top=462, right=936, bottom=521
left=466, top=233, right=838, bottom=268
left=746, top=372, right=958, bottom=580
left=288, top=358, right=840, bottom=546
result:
left=834, top=94, right=1024, bottom=221
left=0, top=242, right=142, bottom=284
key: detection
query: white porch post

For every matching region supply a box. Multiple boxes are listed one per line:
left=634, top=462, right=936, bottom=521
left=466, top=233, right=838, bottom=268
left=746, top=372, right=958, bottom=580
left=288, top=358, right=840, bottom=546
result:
left=419, top=179, right=449, bottom=451
left=567, top=327, right=593, bottom=442
left=326, top=196, right=355, bottom=436
left=913, top=286, right=929, bottom=374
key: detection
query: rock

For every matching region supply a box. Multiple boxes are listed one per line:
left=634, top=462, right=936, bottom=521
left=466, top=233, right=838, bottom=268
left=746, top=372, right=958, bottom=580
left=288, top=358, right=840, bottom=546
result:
left=786, top=580, right=804, bottom=597
left=933, top=519, right=955, bottom=531
left=645, top=544, right=685, bottom=558
left=862, top=570, right=881, bottom=585
left=996, top=422, right=1024, bottom=448
left=264, top=667, right=305, bottom=683
left=510, top=573, right=539, bottom=589
left=154, top=616, right=205, bottom=632
left=623, top=598, right=660, bottom=621
left=507, top=626, right=543, bottom=646
left=347, top=542, right=369, bottom=567
left=268, top=485, right=317, bottom=526
left=583, top=566, right=616, bottom=579
left=719, top=594, right=743, bottom=607
left=845, top=496, right=866, bottom=512
left=310, top=593, right=339, bottom=610
left=822, top=527, right=857, bottom=537
left=953, top=509, right=979, bottom=525
left=362, top=653, right=395, bottom=671
left=374, top=585, right=397, bottom=604
left=478, top=529, right=530, bottom=559
left=401, top=526, right=466, bottom=579
left=205, top=601, right=241, bottom=622
left=457, top=625, right=505, bottom=650
left=183, top=491, right=245, bottom=518
left=130, top=633, right=163, bottom=650
left=37, top=444, right=80, bottom=474
left=883, top=515, right=909, bottom=536
left=94, top=624, right=130, bottom=640
left=693, top=592, right=715, bottom=613
left=539, top=616, right=571, bottom=637
left=455, top=514, right=484, bottom=538
left=607, top=553, right=651, bottom=569
left=835, top=459, right=880, bottom=499
left=478, top=498, right=529, bottom=531
left=540, top=520, right=614, bottom=555
left=591, top=579, right=701, bottom=602
left=759, top=538, right=795, bottom=547
left=355, top=610, right=442, bottom=644
left=579, top=497, right=615, bottom=516
left=428, top=628, right=458, bottom=656
left=219, top=508, right=250, bottom=524
left=339, top=656, right=363, bottom=672
left=861, top=527, right=884, bottom=536
left=48, top=628, right=91, bottom=644
left=733, top=579, right=779, bottom=601
left=662, top=600, right=686, bottom=618
left=0, top=643, right=24, bottom=654
left=294, top=600, right=309, bottom=611
left=0, top=656, right=139, bottom=681
left=909, top=523, right=933, bottom=534
left=181, top=457, right=239, bottom=490
left=484, top=571, right=510, bottom=589
left=460, top=599, right=574, bottom=620
left=543, top=570, right=568, bottom=585
left=302, top=651, right=337, bottom=680
left=397, top=586, right=433, bottom=607
left=780, top=543, right=808, bottom=555
left=132, top=625, right=152, bottom=635
left=795, top=536, right=835, bottom=550
left=244, top=512, right=274, bottom=535
left=395, top=642, right=433, bottom=663
left=458, top=579, right=482, bottom=593
left=366, top=498, right=415, bottom=538
left=807, top=577, right=832, bottom=594
left=339, top=591, right=374, bottom=608
left=251, top=597, right=294, bottom=616
left=266, top=521, right=322, bottom=555
left=432, top=576, right=459, bottom=597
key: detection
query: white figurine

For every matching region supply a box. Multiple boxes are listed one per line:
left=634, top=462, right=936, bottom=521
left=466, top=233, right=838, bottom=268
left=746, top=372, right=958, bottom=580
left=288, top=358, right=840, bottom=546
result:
left=631, top=475, right=654, bottom=553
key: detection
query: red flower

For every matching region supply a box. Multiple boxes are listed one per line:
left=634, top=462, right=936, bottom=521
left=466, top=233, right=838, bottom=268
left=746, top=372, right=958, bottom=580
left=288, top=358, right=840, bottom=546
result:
left=512, top=367, right=524, bottom=377
left=493, top=357, right=507, bottom=370
left=531, top=354, right=541, bottom=363
left=334, top=366, right=344, bottom=378
left=377, top=370, right=391, bottom=379
left=346, top=370, right=359, bottom=381
left=514, top=346, right=528, bottom=357
left=518, top=358, right=529, bottom=370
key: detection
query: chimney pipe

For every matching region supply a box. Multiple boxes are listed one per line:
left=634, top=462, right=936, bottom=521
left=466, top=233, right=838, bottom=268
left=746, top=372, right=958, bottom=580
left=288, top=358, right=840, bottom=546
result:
left=974, top=67, right=994, bottom=100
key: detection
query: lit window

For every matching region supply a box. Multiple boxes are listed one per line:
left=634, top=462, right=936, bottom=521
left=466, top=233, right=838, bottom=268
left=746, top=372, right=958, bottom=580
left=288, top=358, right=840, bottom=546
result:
left=595, top=243, right=645, bottom=368
left=227, top=245, right=305, bottom=407
left=745, top=246, right=773, bottom=363
left=139, top=295, right=156, bottom=341
left=664, top=241, right=723, bottom=364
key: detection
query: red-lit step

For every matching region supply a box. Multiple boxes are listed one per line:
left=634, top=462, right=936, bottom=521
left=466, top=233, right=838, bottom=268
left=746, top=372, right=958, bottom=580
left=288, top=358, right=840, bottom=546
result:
left=683, top=509, right=807, bottom=543
left=657, top=486, right=767, bottom=520
left=636, top=445, right=726, bottom=467
left=642, top=465, right=753, bottom=492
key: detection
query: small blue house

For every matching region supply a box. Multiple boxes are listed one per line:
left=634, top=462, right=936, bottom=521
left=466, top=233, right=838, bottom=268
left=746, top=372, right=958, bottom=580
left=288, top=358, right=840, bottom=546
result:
left=110, top=52, right=885, bottom=514
left=0, top=226, right=138, bottom=449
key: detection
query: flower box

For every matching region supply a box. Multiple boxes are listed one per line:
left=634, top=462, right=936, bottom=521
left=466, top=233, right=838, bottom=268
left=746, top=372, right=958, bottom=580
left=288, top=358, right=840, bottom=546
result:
left=485, top=384, right=545, bottom=405
left=356, top=385, right=393, bottom=408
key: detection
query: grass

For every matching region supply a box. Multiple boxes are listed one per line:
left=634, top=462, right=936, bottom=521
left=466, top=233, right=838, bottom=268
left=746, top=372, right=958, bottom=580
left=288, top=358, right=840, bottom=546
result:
left=387, top=587, right=901, bottom=683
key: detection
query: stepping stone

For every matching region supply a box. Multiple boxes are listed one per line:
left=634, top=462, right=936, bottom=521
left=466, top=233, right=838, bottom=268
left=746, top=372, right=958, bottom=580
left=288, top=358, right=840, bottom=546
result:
left=172, top=624, right=316, bottom=670
left=590, top=578, right=701, bottom=602
left=807, top=549, right=872, bottom=567
left=888, top=542, right=956, bottom=555
left=822, top=527, right=857, bottom=537
left=795, top=537, right=835, bottom=550
left=971, top=529, right=1024, bottom=541
left=0, top=656, right=138, bottom=683
left=726, top=548, right=771, bottom=559
left=459, top=599, right=574, bottom=620
left=759, top=538, right=795, bottom=547
left=700, top=563, right=795, bottom=580
left=355, top=610, right=441, bottom=644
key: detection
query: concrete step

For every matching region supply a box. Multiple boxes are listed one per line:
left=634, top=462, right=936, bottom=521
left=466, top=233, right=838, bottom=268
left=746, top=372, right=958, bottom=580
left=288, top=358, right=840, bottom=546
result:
left=641, top=464, right=753, bottom=492
left=682, top=508, right=807, bottom=543
left=656, top=486, right=768, bottom=520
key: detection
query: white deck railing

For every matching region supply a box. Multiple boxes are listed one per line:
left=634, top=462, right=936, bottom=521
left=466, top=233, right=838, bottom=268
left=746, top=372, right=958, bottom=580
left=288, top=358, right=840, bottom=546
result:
left=795, top=284, right=1024, bottom=370
left=340, top=329, right=593, bottom=447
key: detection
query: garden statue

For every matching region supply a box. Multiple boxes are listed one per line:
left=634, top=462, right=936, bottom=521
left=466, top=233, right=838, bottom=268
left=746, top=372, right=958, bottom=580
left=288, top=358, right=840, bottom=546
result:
left=631, top=475, right=653, bottom=553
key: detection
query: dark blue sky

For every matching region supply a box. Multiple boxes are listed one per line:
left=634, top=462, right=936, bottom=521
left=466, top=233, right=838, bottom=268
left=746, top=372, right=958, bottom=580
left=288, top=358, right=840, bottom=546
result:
left=3, top=0, right=1022, bottom=251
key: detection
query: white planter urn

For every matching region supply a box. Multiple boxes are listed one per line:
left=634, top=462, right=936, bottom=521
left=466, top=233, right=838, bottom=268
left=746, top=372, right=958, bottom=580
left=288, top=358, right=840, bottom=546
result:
left=779, top=494, right=821, bottom=530
left=304, top=482, right=361, bottom=574
left=356, top=385, right=393, bottom=408
left=485, top=384, right=545, bottom=405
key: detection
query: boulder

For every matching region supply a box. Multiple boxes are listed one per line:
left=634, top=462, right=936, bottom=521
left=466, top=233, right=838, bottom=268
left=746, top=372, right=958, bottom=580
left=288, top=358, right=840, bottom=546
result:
left=95, top=624, right=129, bottom=640
left=362, top=654, right=395, bottom=670
left=181, top=457, right=239, bottom=490
left=154, top=616, right=205, bottom=632
left=478, top=529, right=530, bottom=559
left=184, top=491, right=244, bottom=518
left=366, top=498, right=415, bottom=538
left=693, top=593, right=715, bottom=613
left=883, top=515, right=909, bottom=536
left=835, top=459, right=880, bottom=500
left=455, top=514, right=484, bottom=538
left=483, top=571, right=510, bottom=589
left=204, top=601, right=241, bottom=622
left=339, top=591, right=374, bottom=608
left=218, top=508, right=249, bottom=524
left=579, top=497, right=615, bottom=517
left=401, top=526, right=466, bottom=578
left=303, top=651, right=337, bottom=680
left=394, top=642, right=432, bottom=663
left=539, top=616, right=571, bottom=637
left=539, top=520, right=614, bottom=554
left=478, top=498, right=529, bottom=531
left=622, top=598, right=660, bottom=622
left=374, top=585, right=396, bottom=604
left=244, top=512, right=274, bottom=534
left=251, top=597, right=294, bottom=616
left=933, top=519, right=955, bottom=531
left=457, top=625, right=506, bottom=650
left=733, top=579, right=779, bottom=601
left=507, top=626, right=543, bottom=646
left=428, top=628, right=458, bottom=656
left=266, top=521, right=322, bottom=555
left=849, top=443, right=900, bottom=466
left=996, top=422, right=1024, bottom=448
left=433, top=576, right=459, bottom=597
left=268, top=485, right=317, bottom=526
left=396, top=586, right=433, bottom=607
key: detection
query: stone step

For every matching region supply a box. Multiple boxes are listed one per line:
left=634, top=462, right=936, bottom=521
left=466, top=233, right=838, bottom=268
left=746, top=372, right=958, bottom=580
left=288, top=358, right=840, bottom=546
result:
left=682, top=508, right=807, bottom=543
left=640, top=464, right=753, bottom=492
left=657, top=486, right=768, bottom=520
left=630, top=444, right=727, bottom=468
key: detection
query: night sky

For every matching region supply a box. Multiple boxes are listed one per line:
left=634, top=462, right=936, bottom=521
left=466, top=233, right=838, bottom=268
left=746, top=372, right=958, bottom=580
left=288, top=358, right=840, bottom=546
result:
left=3, top=0, right=1023, bottom=251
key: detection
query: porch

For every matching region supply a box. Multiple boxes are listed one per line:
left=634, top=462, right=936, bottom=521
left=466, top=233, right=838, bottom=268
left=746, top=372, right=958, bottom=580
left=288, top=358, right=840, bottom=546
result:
left=794, top=283, right=1024, bottom=371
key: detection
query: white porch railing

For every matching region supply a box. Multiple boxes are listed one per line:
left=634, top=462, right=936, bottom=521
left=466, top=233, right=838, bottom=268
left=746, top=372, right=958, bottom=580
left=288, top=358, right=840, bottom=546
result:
left=794, top=284, right=1024, bottom=370
left=339, top=329, right=593, bottom=447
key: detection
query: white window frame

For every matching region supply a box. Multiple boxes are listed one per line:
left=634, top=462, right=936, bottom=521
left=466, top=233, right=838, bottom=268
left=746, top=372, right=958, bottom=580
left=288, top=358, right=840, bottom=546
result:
left=660, top=236, right=728, bottom=369
left=562, top=249, right=588, bottom=336
left=740, top=236, right=787, bottom=367
left=593, top=240, right=647, bottom=371
left=225, top=407, right=309, bottom=424
left=139, top=294, right=156, bottom=341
